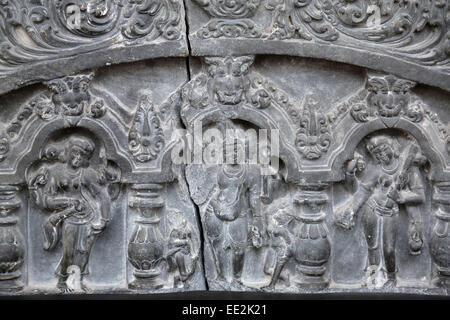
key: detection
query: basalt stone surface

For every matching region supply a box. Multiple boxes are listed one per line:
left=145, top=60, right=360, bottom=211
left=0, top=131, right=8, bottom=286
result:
left=0, top=0, right=449, bottom=297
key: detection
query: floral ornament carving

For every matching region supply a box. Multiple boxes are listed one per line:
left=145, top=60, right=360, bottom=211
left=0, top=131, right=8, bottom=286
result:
left=266, top=0, right=339, bottom=41
left=193, top=0, right=263, bottom=38
left=123, top=0, right=183, bottom=40
left=190, top=0, right=448, bottom=69
left=0, top=0, right=183, bottom=73
left=295, top=94, right=331, bottom=160
left=128, top=93, right=165, bottom=163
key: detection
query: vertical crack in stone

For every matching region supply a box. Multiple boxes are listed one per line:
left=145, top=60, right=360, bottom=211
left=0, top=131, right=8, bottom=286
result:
left=180, top=167, right=209, bottom=290
left=183, top=0, right=192, bottom=81
left=181, top=0, right=208, bottom=290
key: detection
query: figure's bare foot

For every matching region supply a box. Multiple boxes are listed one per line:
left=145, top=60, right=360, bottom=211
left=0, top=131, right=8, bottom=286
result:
left=57, top=281, right=73, bottom=293
left=81, top=281, right=91, bottom=293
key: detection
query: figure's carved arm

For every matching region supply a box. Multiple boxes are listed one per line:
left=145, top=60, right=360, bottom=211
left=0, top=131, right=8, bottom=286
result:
left=249, top=179, right=265, bottom=230
left=29, top=169, right=79, bottom=212
left=344, top=155, right=366, bottom=193
left=84, top=171, right=111, bottom=231
left=398, top=170, right=425, bottom=206
left=335, top=182, right=373, bottom=230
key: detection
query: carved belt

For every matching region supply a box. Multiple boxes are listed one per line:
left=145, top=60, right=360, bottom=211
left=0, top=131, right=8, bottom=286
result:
left=368, top=199, right=398, bottom=217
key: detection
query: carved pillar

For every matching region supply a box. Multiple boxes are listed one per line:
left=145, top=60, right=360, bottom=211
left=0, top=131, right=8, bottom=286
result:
left=0, top=185, right=24, bottom=291
left=128, top=183, right=166, bottom=290
left=431, top=182, right=450, bottom=287
left=293, top=183, right=330, bottom=290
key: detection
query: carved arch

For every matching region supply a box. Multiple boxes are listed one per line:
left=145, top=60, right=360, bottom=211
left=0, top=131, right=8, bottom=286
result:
left=183, top=104, right=301, bottom=182
left=5, top=118, right=133, bottom=184
left=329, top=118, right=448, bottom=182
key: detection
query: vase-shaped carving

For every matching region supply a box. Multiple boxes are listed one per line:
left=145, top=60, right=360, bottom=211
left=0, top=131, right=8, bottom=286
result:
left=431, top=182, right=450, bottom=287
left=128, top=184, right=166, bottom=290
left=292, top=184, right=330, bottom=289
left=0, top=185, right=24, bottom=291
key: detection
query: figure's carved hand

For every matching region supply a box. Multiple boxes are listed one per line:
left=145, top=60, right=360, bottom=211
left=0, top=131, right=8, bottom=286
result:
left=71, top=199, right=86, bottom=212
left=387, top=188, right=400, bottom=202
left=91, top=220, right=107, bottom=234
left=345, top=157, right=366, bottom=175
left=335, top=204, right=355, bottom=230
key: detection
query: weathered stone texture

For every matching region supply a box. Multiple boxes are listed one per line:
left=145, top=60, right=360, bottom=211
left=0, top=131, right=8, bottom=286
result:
left=0, top=0, right=449, bottom=296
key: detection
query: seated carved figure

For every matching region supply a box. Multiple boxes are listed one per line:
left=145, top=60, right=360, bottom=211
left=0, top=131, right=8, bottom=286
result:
left=335, top=134, right=426, bottom=288
left=28, top=135, right=119, bottom=292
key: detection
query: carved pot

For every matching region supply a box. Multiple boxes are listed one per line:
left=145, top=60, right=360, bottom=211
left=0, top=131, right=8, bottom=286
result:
left=431, top=182, right=450, bottom=286
left=128, top=184, right=166, bottom=290
left=0, top=186, right=24, bottom=291
left=294, top=220, right=330, bottom=289
left=293, top=185, right=330, bottom=289
left=0, top=223, right=24, bottom=275
left=128, top=223, right=164, bottom=270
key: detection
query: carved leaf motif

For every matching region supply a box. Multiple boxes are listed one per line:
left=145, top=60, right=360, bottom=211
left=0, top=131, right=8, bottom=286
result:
left=122, top=0, right=182, bottom=40
left=405, top=101, right=424, bottom=123
left=350, top=102, right=369, bottom=123
left=128, top=93, right=165, bottom=163
left=295, top=94, right=331, bottom=160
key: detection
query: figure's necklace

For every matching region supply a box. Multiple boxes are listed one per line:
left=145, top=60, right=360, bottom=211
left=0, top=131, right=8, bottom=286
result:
left=381, top=157, right=399, bottom=175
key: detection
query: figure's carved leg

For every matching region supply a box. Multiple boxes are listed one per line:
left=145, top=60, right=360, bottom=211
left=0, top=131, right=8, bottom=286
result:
left=214, top=239, right=227, bottom=282
left=266, top=249, right=289, bottom=290
left=232, top=246, right=245, bottom=282
left=383, top=216, right=397, bottom=275
left=362, top=206, right=381, bottom=268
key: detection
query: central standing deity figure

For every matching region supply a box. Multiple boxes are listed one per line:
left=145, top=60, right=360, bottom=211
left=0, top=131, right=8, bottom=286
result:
left=28, top=134, right=119, bottom=292
left=204, top=140, right=266, bottom=285
left=335, top=133, right=426, bottom=288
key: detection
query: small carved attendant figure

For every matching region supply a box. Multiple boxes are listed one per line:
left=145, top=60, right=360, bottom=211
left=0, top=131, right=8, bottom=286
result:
left=264, top=207, right=294, bottom=289
left=167, top=216, right=199, bottom=288
left=28, top=135, right=119, bottom=293
left=335, top=134, right=426, bottom=288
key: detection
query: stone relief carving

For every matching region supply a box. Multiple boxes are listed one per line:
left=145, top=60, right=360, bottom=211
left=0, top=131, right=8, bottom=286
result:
left=0, top=0, right=184, bottom=73
left=187, top=0, right=450, bottom=92
left=335, top=132, right=427, bottom=288
left=128, top=93, right=165, bottom=163
left=295, top=94, right=331, bottom=160
left=26, top=133, right=121, bottom=293
left=190, top=0, right=450, bottom=69
left=0, top=21, right=448, bottom=297
left=193, top=0, right=263, bottom=38
left=127, top=183, right=201, bottom=290
left=0, top=186, right=24, bottom=292
left=0, top=72, right=106, bottom=162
